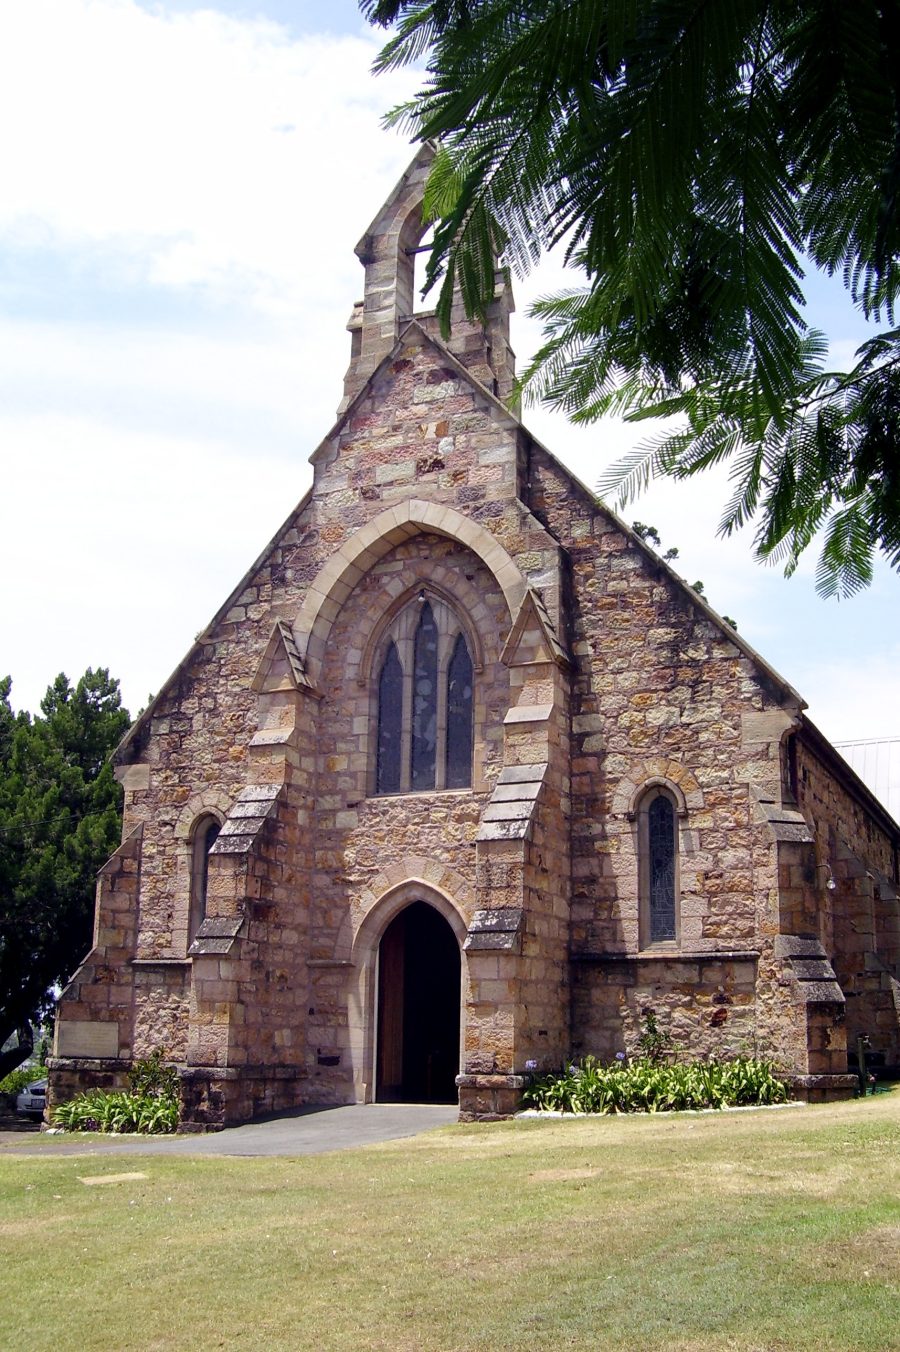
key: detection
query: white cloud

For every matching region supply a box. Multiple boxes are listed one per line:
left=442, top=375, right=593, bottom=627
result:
left=0, top=314, right=335, bottom=453
left=0, top=0, right=895, bottom=744
left=794, top=646, right=900, bottom=744
left=0, top=1, right=417, bottom=309
left=1, top=410, right=305, bottom=712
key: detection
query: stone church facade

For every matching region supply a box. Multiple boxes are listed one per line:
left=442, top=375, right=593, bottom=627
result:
left=49, top=147, right=900, bottom=1127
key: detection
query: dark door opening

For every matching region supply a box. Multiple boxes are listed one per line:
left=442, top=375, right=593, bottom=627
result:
left=376, top=901, right=460, bottom=1103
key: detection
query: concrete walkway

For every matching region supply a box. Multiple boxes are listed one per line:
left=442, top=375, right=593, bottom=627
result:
left=0, top=1102, right=459, bottom=1159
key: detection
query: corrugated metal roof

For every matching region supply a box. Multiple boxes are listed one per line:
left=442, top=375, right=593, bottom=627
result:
left=833, top=738, right=900, bottom=822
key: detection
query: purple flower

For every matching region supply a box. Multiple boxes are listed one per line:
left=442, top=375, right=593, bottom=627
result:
left=616, top=1052, right=626, bottom=1061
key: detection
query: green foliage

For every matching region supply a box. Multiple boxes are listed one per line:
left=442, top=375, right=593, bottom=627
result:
left=51, top=1088, right=178, bottom=1135
left=52, top=1053, right=179, bottom=1134
left=0, top=1066, right=44, bottom=1100
left=128, top=1049, right=178, bottom=1099
left=524, top=1054, right=790, bottom=1114
left=631, top=522, right=736, bottom=622
left=635, top=1008, right=673, bottom=1063
left=363, top=1, right=900, bottom=596
left=0, top=670, right=130, bottom=1074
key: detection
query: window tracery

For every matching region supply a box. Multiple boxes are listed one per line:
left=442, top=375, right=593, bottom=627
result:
left=374, top=593, right=473, bottom=795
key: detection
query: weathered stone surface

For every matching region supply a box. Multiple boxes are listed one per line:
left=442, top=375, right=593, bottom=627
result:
left=465, top=907, right=525, bottom=954
left=49, top=147, right=900, bottom=1129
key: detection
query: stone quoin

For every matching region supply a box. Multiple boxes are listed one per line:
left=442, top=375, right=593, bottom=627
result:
left=49, top=145, right=900, bottom=1127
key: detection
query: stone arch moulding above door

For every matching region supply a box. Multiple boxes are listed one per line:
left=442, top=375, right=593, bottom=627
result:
left=344, top=876, right=470, bottom=1107
left=292, top=499, right=529, bottom=681
left=349, top=875, right=472, bottom=968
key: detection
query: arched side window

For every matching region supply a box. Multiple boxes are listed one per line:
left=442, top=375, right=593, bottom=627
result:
left=189, top=815, right=221, bottom=942
left=374, top=594, right=474, bottom=795
left=638, top=788, right=679, bottom=946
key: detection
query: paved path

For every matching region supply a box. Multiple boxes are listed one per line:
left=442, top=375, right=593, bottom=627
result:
left=0, top=1103, right=459, bottom=1159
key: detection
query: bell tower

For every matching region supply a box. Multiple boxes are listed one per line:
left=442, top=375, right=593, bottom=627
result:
left=338, top=142, right=516, bottom=413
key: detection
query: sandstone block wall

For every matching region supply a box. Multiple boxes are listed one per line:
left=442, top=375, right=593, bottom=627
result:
left=50, top=151, right=899, bottom=1125
left=795, top=732, right=900, bottom=1069
left=526, top=444, right=797, bottom=1062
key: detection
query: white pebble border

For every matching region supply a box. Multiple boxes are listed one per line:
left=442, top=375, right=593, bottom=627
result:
left=515, top=1100, right=807, bottom=1118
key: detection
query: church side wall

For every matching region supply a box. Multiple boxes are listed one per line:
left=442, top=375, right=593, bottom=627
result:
left=795, top=734, right=900, bottom=1069
left=526, top=445, right=795, bottom=1065
left=794, top=733, right=895, bottom=884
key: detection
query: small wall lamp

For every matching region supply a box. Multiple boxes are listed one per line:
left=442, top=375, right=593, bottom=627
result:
left=819, top=862, right=837, bottom=892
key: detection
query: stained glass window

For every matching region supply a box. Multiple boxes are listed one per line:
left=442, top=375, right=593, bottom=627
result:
left=647, top=794, right=676, bottom=942
left=377, top=641, right=403, bottom=794
left=446, top=632, right=473, bottom=789
left=372, top=595, right=474, bottom=795
left=411, top=602, right=438, bottom=790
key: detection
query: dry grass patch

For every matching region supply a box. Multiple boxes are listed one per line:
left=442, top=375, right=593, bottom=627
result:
left=1, top=1091, right=898, bottom=1351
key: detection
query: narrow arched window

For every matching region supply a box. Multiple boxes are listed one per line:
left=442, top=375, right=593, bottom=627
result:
left=445, top=632, right=473, bottom=789
left=648, top=796, right=676, bottom=940
left=189, top=815, right=221, bottom=942
left=638, top=789, right=679, bottom=946
left=411, top=602, right=438, bottom=790
left=376, top=641, right=403, bottom=794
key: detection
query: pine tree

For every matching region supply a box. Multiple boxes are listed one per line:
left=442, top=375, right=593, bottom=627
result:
left=0, top=670, right=129, bottom=1077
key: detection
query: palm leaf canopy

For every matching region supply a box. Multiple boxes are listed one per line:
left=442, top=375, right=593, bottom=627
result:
left=361, top=0, right=900, bottom=595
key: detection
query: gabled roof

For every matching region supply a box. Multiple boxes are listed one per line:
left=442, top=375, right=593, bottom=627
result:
left=114, top=487, right=312, bottom=763
left=313, top=317, right=805, bottom=709
left=309, top=316, right=520, bottom=467
left=115, top=306, right=806, bottom=766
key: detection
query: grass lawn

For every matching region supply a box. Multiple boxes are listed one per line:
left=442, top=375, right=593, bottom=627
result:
left=1, top=1092, right=898, bottom=1351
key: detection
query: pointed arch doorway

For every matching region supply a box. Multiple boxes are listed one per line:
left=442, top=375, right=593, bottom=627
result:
left=376, top=901, right=461, bottom=1103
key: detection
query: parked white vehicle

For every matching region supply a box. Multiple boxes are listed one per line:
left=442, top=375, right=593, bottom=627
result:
left=15, top=1078, right=47, bottom=1120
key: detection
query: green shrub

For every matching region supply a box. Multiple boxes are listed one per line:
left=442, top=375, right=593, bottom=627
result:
left=0, top=1066, right=46, bottom=1100
left=636, top=1010, right=674, bottom=1063
left=523, top=1055, right=790, bottom=1115
left=51, top=1052, right=179, bottom=1134
left=128, top=1048, right=178, bottom=1098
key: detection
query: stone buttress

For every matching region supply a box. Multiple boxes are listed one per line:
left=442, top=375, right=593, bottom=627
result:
left=49, top=144, right=900, bottom=1127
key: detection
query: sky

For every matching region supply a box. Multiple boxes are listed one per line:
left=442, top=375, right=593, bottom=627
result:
left=0, top=0, right=897, bottom=748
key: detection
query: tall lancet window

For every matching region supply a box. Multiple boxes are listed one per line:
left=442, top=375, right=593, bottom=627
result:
left=411, top=602, right=439, bottom=790
left=376, top=641, right=403, bottom=794
left=638, top=788, right=679, bottom=946
left=648, top=795, right=677, bottom=941
left=189, top=814, right=222, bottom=943
left=446, top=632, right=473, bottom=789
left=373, top=592, right=475, bottom=795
